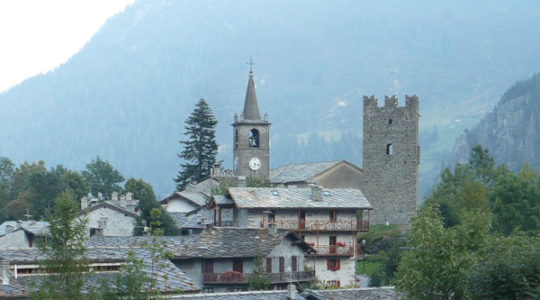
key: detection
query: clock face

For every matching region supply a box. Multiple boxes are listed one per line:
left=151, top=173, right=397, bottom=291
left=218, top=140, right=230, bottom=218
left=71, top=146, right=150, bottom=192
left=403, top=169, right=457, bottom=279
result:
left=249, top=157, right=262, bottom=170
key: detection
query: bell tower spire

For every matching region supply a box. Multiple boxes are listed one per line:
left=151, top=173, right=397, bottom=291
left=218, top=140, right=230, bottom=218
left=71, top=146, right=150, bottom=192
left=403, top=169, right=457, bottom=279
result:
left=232, top=59, right=271, bottom=178
left=242, top=58, right=261, bottom=120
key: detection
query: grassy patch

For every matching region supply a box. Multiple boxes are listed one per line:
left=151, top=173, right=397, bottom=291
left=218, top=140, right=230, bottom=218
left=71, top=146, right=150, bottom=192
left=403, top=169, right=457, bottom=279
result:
left=356, top=260, right=382, bottom=276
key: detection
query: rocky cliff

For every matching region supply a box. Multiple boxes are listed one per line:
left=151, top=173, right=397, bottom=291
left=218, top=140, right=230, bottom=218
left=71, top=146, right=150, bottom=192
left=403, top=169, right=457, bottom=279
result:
left=449, top=73, right=540, bottom=171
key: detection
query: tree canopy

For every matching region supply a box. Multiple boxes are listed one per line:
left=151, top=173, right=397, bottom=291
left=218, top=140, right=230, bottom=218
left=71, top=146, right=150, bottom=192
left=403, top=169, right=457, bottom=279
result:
left=82, top=156, right=125, bottom=198
left=174, top=98, right=218, bottom=191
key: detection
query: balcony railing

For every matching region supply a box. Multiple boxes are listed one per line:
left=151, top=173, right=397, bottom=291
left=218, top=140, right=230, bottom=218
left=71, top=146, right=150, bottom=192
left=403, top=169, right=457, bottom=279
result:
left=261, top=219, right=369, bottom=232
left=307, top=245, right=355, bottom=256
left=203, top=270, right=316, bottom=284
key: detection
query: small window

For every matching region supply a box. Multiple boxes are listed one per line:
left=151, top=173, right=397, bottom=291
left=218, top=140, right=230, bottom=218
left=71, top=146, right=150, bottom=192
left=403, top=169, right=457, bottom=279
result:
left=266, top=257, right=272, bottom=273
left=235, top=129, right=239, bottom=148
left=386, top=144, right=394, bottom=155
left=389, top=119, right=392, bottom=124
left=327, top=258, right=340, bottom=271
left=249, top=129, right=260, bottom=148
left=203, top=288, right=214, bottom=293
left=233, top=259, right=243, bottom=273
left=327, top=280, right=341, bottom=287
left=202, top=259, right=214, bottom=273
left=279, top=256, right=285, bottom=273
left=329, top=210, right=337, bottom=221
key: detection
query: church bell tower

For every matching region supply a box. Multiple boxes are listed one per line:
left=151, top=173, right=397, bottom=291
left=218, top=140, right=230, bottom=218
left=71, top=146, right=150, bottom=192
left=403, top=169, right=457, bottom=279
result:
left=232, top=60, right=270, bottom=178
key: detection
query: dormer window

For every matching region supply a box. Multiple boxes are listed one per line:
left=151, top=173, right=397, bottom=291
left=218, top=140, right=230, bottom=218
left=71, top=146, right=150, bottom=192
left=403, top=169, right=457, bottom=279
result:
left=249, top=129, right=259, bottom=147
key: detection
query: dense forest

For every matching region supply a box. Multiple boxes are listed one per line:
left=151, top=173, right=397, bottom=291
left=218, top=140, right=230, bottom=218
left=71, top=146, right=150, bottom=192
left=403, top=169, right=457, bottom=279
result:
left=0, top=156, right=178, bottom=235
left=370, top=146, right=539, bottom=298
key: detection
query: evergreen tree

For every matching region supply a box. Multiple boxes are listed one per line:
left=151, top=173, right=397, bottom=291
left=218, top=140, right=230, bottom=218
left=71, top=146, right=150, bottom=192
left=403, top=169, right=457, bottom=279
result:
left=174, top=98, right=218, bottom=191
left=31, top=191, right=88, bottom=300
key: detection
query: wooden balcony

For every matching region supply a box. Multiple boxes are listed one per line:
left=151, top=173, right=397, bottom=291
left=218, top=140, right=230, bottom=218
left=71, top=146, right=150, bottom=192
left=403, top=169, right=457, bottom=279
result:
left=307, top=245, right=356, bottom=256
left=203, top=270, right=316, bottom=284
left=261, top=219, right=369, bottom=232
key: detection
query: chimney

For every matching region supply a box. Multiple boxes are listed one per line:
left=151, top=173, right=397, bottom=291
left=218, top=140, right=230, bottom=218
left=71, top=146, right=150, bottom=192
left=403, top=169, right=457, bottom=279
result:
left=126, top=192, right=133, bottom=201
left=112, top=192, right=118, bottom=201
left=1, top=259, right=9, bottom=285
left=287, top=283, right=296, bottom=299
left=310, top=184, right=323, bottom=201
left=238, top=176, right=247, bottom=187
left=80, top=197, right=88, bottom=209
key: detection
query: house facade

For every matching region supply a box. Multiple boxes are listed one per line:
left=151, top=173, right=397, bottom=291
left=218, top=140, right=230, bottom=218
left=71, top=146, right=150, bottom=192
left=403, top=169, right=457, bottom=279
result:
left=0, top=221, right=49, bottom=250
left=79, top=192, right=139, bottom=236
left=213, top=186, right=372, bottom=287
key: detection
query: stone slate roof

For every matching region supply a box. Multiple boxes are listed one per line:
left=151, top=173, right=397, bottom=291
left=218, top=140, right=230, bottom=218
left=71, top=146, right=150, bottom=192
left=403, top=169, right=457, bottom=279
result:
left=0, top=221, right=50, bottom=238
left=226, top=188, right=372, bottom=210
left=87, top=228, right=314, bottom=259
left=270, top=161, right=344, bottom=184
left=168, top=209, right=213, bottom=229
left=79, top=201, right=138, bottom=218
left=170, top=287, right=401, bottom=300
left=0, top=247, right=199, bottom=297
left=161, top=191, right=208, bottom=207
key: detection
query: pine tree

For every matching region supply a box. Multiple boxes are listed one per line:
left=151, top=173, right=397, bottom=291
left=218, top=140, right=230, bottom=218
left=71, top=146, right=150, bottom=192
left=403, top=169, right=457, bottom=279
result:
left=174, top=98, right=218, bottom=190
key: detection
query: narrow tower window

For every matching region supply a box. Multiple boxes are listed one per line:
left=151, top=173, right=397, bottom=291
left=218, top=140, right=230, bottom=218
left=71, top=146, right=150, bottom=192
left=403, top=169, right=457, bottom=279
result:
left=249, top=129, right=260, bottom=148
left=386, top=144, right=394, bottom=155
left=389, top=119, right=392, bottom=124
left=235, top=130, right=239, bottom=148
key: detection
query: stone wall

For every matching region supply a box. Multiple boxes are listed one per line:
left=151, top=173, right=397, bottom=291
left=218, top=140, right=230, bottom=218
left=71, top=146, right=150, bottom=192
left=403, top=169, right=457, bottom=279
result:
left=361, top=95, right=419, bottom=225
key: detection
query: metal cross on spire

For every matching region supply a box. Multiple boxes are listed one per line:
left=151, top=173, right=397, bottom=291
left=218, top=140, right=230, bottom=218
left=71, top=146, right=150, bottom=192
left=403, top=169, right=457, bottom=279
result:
left=247, top=57, right=255, bottom=74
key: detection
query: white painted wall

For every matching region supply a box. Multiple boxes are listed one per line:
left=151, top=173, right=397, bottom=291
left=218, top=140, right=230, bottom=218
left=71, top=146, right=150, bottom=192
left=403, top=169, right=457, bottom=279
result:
left=314, top=256, right=356, bottom=286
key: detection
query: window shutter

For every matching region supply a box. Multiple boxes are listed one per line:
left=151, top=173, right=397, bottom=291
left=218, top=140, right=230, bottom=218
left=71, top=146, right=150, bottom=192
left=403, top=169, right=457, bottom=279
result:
left=292, top=256, right=298, bottom=272
left=337, top=259, right=341, bottom=270
left=279, top=256, right=285, bottom=273
left=327, top=259, right=331, bottom=270
left=266, top=257, right=272, bottom=273
left=337, top=280, right=341, bottom=287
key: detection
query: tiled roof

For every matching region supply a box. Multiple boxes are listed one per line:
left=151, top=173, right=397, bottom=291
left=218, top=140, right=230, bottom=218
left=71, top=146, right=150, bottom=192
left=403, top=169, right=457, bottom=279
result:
left=0, top=221, right=50, bottom=237
left=79, top=201, right=138, bottom=218
left=0, top=247, right=199, bottom=297
left=226, top=188, right=372, bottom=210
left=87, top=228, right=314, bottom=259
left=270, top=161, right=343, bottom=184
left=168, top=208, right=213, bottom=229
left=170, top=287, right=401, bottom=300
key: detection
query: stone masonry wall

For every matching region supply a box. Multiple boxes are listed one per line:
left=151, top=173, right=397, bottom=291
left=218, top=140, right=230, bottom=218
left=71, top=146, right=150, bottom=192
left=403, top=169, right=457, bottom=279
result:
left=361, top=95, right=419, bottom=225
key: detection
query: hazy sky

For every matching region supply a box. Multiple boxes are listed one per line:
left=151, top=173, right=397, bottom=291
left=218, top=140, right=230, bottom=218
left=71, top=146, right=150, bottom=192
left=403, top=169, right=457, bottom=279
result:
left=0, top=0, right=134, bottom=93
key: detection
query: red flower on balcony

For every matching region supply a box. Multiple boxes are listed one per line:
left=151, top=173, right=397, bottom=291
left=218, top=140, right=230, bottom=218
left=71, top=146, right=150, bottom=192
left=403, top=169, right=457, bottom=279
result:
left=336, top=241, right=346, bottom=246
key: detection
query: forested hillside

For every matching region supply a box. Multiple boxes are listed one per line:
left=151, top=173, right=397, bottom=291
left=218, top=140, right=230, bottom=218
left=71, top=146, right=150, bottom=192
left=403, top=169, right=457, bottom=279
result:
left=450, top=73, right=540, bottom=173
left=1, top=0, right=539, bottom=197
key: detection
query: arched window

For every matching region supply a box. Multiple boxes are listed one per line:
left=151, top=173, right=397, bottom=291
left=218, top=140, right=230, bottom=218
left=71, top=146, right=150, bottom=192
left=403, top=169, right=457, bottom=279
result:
left=249, top=129, right=260, bottom=148
left=235, top=130, right=239, bottom=148
left=386, top=144, right=394, bottom=155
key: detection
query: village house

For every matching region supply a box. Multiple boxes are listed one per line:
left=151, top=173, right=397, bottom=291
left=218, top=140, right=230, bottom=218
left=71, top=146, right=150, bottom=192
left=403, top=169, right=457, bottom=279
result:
left=0, top=221, right=49, bottom=250
left=87, top=227, right=315, bottom=293
left=212, top=185, right=372, bottom=287
left=0, top=247, right=199, bottom=298
left=79, top=192, right=139, bottom=237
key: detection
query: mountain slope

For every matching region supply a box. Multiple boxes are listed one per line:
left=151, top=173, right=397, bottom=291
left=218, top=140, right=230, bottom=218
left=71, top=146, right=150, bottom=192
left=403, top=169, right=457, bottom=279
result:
left=450, top=73, right=540, bottom=171
left=1, top=0, right=540, bottom=196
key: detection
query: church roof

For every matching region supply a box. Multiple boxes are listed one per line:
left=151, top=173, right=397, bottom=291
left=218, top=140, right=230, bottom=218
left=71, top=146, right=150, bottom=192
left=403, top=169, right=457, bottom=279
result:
left=270, top=161, right=345, bottom=184
left=242, top=72, right=261, bottom=120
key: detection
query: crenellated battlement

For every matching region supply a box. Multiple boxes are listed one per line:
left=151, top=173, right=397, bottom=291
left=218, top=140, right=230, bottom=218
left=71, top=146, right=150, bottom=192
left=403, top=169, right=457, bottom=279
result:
left=363, top=95, right=419, bottom=111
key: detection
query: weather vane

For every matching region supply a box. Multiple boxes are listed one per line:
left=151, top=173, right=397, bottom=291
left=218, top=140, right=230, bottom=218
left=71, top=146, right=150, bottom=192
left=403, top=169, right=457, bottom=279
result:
left=247, top=57, right=255, bottom=74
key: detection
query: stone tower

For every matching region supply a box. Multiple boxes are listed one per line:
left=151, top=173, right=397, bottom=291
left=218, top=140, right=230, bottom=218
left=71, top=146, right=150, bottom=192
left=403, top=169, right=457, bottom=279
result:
left=361, top=95, right=420, bottom=225
left=232, top=67, right=270, bottom=178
